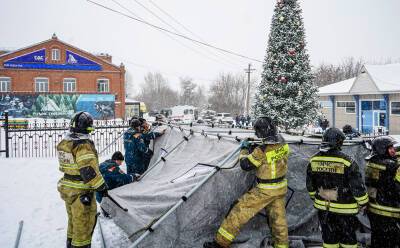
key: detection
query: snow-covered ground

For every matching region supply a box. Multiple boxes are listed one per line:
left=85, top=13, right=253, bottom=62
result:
left=0, top=157, right=130, bottom=248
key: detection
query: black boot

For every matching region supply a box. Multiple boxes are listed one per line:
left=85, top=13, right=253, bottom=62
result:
left=203, top=241, right=223, bottom=248
left=66, top=238, right=72, bottom=248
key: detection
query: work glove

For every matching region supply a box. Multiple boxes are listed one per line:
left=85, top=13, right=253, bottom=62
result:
left=129, top=173, right=141, bottom=181
left=240, top=139, right=251, bottom=149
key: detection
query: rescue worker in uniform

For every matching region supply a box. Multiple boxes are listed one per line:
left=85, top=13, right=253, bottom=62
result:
left=124, top=118, right=154, bottom=175
left=124, top=117, right=165, bottom=174
left=57, top=112, right=107, bottom=248
left=141, top=118, right=165, bottom=169
left=95, top=151, right=138, bottom=203
left=204, top=116, right=290, bottom=248
left=306, top=127, right=368, bottom=248
left=365, top=136, right=400, bottom=248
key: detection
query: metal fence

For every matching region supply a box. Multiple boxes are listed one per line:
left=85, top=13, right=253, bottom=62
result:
left=0, top=115, right=130, bottom=158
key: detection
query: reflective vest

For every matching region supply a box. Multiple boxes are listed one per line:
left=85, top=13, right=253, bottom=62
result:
left=240, top=143, right=290, bottom=190
left=306, top=151, right=368, bottom=215
left=57, top=136, right=105, bottom=190
left=365, top=158, right=400, bottom=219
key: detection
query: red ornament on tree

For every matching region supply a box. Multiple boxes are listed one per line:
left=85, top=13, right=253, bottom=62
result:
left=288, top=48, right=296, bottom=56
left=279, top=76, right=288, bottom=83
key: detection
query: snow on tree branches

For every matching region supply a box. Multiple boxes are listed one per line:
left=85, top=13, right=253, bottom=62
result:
left=254, top=0, right=318, bottom=130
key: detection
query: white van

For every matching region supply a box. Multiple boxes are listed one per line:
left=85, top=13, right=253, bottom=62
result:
left=169, top=105, right=198, bottom=124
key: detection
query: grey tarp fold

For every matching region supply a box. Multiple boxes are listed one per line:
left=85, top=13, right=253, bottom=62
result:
left=102, top=126, right=370, bottom=248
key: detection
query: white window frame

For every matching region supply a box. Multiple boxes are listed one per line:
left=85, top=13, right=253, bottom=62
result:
left=390, top=101, right=400, bottom=115
left=35, top=77, right=49, bottom=92
left=336, top=101, right=356, bottom=114
left=63, top=78, right=77, bottom=92
left=0, top=77, right=11, bottom=92
left=97, top=78, right=110, bottom=93
left=318, top=101, right=332, bottom=109
left=51, top=48, right=60, bottom=61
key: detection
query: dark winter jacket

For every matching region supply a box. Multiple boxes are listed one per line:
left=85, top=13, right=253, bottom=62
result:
left=99, top=159, right=134, bottom=189
left=123, top=128, right=159, bottom=174
left=96, top=159, right=134, bottom=202
left=365, top=155, right=400, bottom=218
left=306, top=149, right=369, bottom=215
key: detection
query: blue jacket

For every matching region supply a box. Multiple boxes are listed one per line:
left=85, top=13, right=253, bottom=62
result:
left=96, top=159, right=133, bottom=202
left=123, top=128, right=152, bottom=172
left=142, top=130, right=163, bottom=147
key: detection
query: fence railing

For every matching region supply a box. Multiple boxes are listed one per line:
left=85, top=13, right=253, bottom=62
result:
left=1, top=116, right=130, bottom=158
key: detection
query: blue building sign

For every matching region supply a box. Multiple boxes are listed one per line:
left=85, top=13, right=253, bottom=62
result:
left=3, top=49, right=102, bottom=71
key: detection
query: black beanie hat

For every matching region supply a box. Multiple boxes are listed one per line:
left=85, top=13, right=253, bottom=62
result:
left=112, top=151, right=124, bottom=161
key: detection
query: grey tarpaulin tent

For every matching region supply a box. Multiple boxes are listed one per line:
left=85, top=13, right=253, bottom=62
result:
left=101, top=125, right=371, bottom=248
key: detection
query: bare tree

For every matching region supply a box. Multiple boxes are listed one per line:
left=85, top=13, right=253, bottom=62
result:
left=208, top=73, right=249, bottom=115
left=179, top=77, right=197, bottom=105
left=135, top=72, right=179, bottom=111
left=313, top=57, right=364, bottom=87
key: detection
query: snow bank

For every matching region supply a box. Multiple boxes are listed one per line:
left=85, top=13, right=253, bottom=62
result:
left=0, top=157, right=130, bottom=248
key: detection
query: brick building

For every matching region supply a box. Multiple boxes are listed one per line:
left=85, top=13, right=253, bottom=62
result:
left=0, top=34, right=125, bottom=119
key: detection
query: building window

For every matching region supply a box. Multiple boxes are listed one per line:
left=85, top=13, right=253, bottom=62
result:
left=0, top=77, right=11, bottom=92
left=337, top=101, right=355, bottom=113
left=52, top=48, right=60, bottom=61
left=319, top=101, right=332, bottom=108
left=63, top=78, right=76, bottom=92
left=35, top=78, right=49, bottom=92
left=391, top=102, right=400, bottom=115
left=97, top=79, right=109, bottom=92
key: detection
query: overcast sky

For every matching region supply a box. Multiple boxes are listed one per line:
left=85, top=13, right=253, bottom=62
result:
left=1, top=0, right=399, bottom=92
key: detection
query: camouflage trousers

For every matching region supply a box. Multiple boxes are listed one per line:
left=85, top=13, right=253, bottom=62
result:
left=58, top=183, right=97, bottom=247
left=215, top=186, right=289, bottom=248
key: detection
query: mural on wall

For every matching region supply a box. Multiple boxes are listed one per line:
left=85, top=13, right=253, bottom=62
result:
left=0, top=94, right=115, bottom=119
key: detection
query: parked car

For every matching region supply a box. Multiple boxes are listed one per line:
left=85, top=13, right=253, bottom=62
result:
left=200, top=110, right=216, bottom=124
left=215, top=113, right=234, bottom=125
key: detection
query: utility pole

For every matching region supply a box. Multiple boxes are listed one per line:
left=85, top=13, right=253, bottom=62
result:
left=244, top=63, right=255, bottom=116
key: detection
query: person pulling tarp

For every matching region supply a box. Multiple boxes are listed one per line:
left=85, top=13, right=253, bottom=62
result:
left=96, top=151, right=139, bottom=203
left=204, top=116, right=290, bottom=248
left=365, top=136, right=400, bottom=248
left=124, top=117, right=165, bottom=175
left=306, top=127, right=369, bottom=248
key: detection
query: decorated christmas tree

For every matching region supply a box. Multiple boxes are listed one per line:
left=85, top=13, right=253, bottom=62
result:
left=254, top=0, right=318, bottom=130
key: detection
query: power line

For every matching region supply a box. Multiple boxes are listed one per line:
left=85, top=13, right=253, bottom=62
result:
left=113, top=55, right=216, bottom=83
left=146, top=0, right=246, bottom=66
left=112, top=0, right=242, bottom=69
left=129, top=0, right=241, bottom=69
left=86, top=0, right=263, bottom=63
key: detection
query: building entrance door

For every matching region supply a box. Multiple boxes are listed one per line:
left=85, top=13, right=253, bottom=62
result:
left=373, top=111, right=386, bottom=134
left=360, top=100, right=387, bottom=134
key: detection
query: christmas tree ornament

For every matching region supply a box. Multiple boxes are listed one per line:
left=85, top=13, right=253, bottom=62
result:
left=279, top=16, right=285, bottom=22
left=288, top=48, right=296, bottom=56
left=279, top=76, right=288, bottom=83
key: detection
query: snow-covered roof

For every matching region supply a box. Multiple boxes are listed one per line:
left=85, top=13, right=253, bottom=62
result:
left=318, top=77, right=355, bottom=96
left=364, top=63, right=400, bottom=92
left=318, top=63, right=400, bottom=95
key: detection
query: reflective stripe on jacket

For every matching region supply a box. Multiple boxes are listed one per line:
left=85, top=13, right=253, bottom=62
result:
left=239, top=143, right=289, bottom=190
left=365, top=156, right=400, bottom=218
left=57, top=134, right=105, bottom=191
left=306, top=150, right=368, bottom=215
